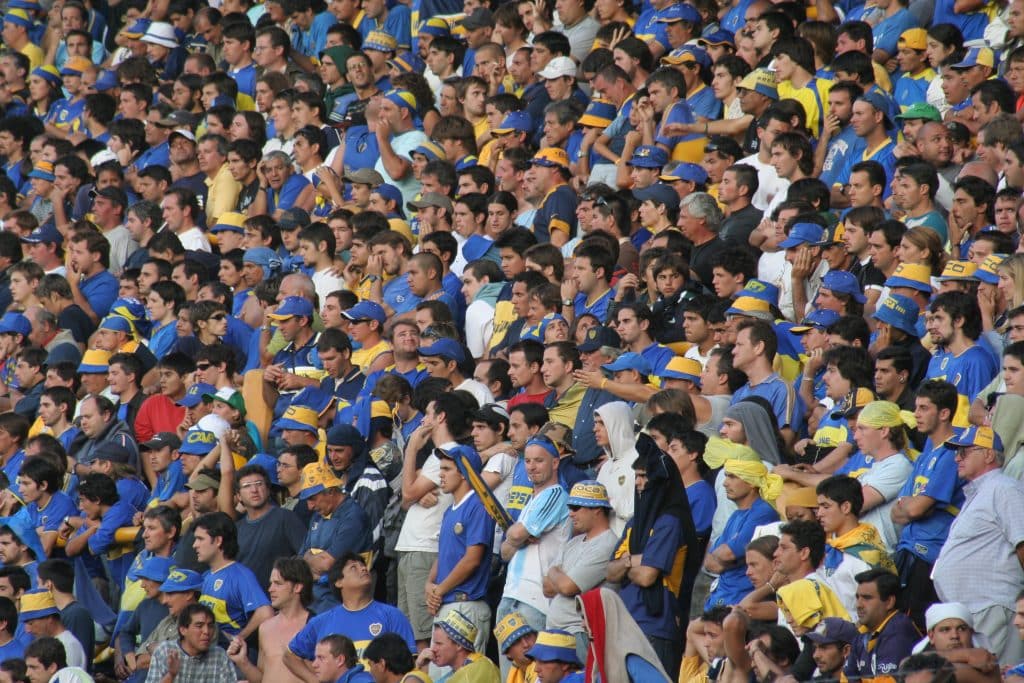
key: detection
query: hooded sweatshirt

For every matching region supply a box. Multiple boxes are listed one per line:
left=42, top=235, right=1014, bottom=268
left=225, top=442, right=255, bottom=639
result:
left=465, top=281, right=504, bottom=359
left=595, top=401, right=639, bottom=537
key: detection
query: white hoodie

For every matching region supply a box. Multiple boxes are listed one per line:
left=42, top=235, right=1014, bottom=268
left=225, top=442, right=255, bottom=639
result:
left=595, top=401, right=639, bottom=537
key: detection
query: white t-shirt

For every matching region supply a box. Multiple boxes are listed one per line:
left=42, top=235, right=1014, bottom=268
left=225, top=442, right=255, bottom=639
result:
left=395, top=453, right=452, bottom=553
left=859, top=453, right=914, bottom=553
left=740, top=153, right=788, bottom=213
left=483, top=450, right=517, bottom=552
left=57, top=630, right=87, bottom=669
left=456, top=378, right=495, bottom=408
left=177, top=226, right=211, bottom=252
left=312, top=268, right=345, bottom=307
left=465, top=300, right=496, bottom=359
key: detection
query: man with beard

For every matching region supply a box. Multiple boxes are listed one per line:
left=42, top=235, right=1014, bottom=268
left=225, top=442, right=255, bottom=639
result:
left=819, top=82, right=861, bottom=198
left=332, top=52, right=381, bottom=127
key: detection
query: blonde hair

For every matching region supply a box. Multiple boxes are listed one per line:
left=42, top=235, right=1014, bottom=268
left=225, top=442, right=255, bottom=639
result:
left=998, top=253, right=1024, bottom=309
left=902, top=226, right=948, bottom=276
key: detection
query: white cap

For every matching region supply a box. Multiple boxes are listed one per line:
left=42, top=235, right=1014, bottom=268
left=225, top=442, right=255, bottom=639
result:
left=925, top=602, right=973, bottom=631
left=90, top=149, right=118, bottom=167
left=141, top=21, right=178, bottom=48
left=197, top=414, right=230, bottom=440
left=537, top=56, right=577, bottom=80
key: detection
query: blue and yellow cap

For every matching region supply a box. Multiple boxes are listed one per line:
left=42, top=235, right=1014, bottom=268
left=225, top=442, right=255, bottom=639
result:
left=566, top=480, right=612, bottom=508
left=494, top=612, right=536, bottom=653
left=160, top=568, right=203, bottom=592
left=946, top=425, right=1003, bottom=452
left=885, top=263, right=933, bottom=292
left=579, top=99, right=616, bottom=128
left=211, top=211, right=246, bottom=234
left=437, top=610, right=477, bottom=652
left=364, top=30, right=398, bottom=52
left=275, top=405, right=320, bottom=435
left=531, top=147, right=569, bottom=169
left=872, top=293, right=920, bottom=336
left=662, top=356, right=702, bottom=385
left=976, top=253, right=1008, bottom=285
left=78, top=348, right=112, bottom=374
left=20, top=590, right=59, bottom=621
left=526, top=630, right=582, bottom=666
left=384, top=88, right=417, bottom=114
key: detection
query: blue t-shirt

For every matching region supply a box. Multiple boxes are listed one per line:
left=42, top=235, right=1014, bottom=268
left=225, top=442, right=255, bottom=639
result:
left=895, top=438, right=964, bottom=562
left=533, top=185, right=578, bottom=242
left=80, top=270, right=118, bottom=318
left=199, top=561, right=270, bottom=638
left=149, top=321, right=178, bottom=359
left=634, top=8, right=669, bottom=50
left=382, top=275, right=421, bottom=316
left=873, top=8, right=918, bottom=56
left=573, top=289, right=613, bottom=324
left=933, top=0, right=988, bottom=40
left=301, top=497, right=371, bottom=611
left=731, top=374, right=798, bottom=430
left=134, top=141, right=170, bottom=172
left=268, top=174, right=311, bottom=214
left=437, top=492, right=495, bottom=603
left=894, top=71, right=933, bottom=112
left=617, top=514, right=685, bottom=640
left=687, top=85, right=722, bottom=121
left=926, top=345, right=998, bottom=424
left=821, top=125, right=860, bottom=189
left=289, top=600, right=416, bottom=659
left=640, top=342, right=676, bottom=376
left=22, top=491, right=78, bottom=533
left=80, top=499, right=137, bottom=587
left=655, top=100, right=704, bottom=155
left=229, top=63, right=258, bottom=98
left=705, top=498, right=780, bottom=608
left=686, top=480, right=716, bottom=538
left=149, top=460, right=187, bottom=507
left=0, top=637, right=25, bottom=662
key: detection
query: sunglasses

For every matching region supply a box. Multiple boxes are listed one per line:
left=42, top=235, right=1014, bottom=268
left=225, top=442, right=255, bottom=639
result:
left=196, top=363, right=211, bottom=371
left=209, top=313, right=227, bottom=321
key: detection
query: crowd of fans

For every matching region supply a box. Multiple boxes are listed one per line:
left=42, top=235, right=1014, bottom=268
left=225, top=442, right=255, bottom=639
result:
left=3, top=0, right=1024, bottom=679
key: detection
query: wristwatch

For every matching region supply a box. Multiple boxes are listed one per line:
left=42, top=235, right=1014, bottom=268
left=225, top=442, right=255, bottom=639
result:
left=562, top=299, right=573, bottom=306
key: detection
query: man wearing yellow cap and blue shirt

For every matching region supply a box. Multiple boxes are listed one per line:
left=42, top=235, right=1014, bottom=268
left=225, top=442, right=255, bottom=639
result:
left=265, top=296, right=326, bottom=433
left=528, top=147, right=577, bottom=248
left=933, top=425, right=1024, bottom=665
left=893, top=30, right=935, bottom=112
left=296, top=462, right=372, bottom=613
left=525, top=629, right=583, bottom=682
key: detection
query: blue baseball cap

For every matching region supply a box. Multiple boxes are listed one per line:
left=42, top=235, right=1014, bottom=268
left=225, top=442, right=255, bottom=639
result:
left=857, top=91, right=894, bottom=130
left=21, top=219, right=62, bottom=245
left=493, top=111, right=532, bottom=134
left=94, top=70, right=119, bottom=92
left=656, top=3, right=701, bottom=23
left=627, top=145, right=668, bottom=168
left=136, top=555, right=175, bottom=583
left=98, top=315, right=132, bottom=333
left=578, top=326, right=621, bottom=352
left=178, top=428, right=217, bottom=455
left=176, top=383, right=216, bottom=408
left=790, top=308, right=841, bottom=333
left=160, top=568, right=204, bottom=592
left=739, top=279, right=780, bottom=306
left=699, top=29, right=736, bottom=47
left=661, top=161, right=708, bottom=184
left=633, top=183, right=680, bottom=212
left=662, top=44, right=711, bottom=69
left=0, top=312, right=30, bottom=337
left=247, top=453, right=281, bottom=485
left=418, top=338, right=465, bottom=363
left=872, top=294, right=920, bottom=337
left=438, top=444, right=484, bottom=478
left=268, top=296, right=314, bottom=321
left=819, top=270, right=867, bottom=304
left=372, top=183, right=405, bottom=218
left=342, top=301, right=387, bottom=325
left=602, top=351, right=652, bottom=375
left=779, top=223, right=826, bottom=249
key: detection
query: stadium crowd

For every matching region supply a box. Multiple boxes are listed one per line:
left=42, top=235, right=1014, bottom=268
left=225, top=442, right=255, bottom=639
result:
left=5, top=0, right=1024, bottom=679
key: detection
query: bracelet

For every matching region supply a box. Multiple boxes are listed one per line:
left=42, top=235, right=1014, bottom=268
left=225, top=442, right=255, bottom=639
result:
left=766, top=580, right=776, bottom=592
left=704, top=122, right=709, bottom=135
left=600, top=379, right=608, bottom=389
left=802, top=376, right=814, bottom=382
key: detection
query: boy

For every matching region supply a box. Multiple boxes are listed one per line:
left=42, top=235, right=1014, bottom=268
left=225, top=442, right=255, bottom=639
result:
left=298, top=223, right=344, bottom=304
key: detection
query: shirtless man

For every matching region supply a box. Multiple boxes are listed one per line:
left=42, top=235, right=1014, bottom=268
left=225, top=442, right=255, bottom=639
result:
left=228, top=556, right=312, bottom=682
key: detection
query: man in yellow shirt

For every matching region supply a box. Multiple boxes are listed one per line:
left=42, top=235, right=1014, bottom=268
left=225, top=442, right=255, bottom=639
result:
left=2, top=11, right=44, bottom=71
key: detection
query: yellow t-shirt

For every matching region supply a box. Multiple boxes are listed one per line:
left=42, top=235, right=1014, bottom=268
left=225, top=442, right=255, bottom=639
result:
left=350, top=339, right=393, bottom=373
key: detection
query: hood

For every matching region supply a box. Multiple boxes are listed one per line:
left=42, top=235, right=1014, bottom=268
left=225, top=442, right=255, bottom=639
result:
left=473, top=282, right=504, bottom=307
left=595, top=401, right=637, bottom=462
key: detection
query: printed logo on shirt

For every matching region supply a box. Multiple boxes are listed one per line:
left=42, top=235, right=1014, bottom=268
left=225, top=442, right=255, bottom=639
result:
left=369, top=622, right=382, bottom=636
left=213, top=579, right=223, bottom=591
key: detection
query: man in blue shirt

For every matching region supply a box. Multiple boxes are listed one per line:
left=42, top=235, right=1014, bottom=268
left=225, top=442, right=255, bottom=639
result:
left=67, top=226, right=118, bottom=321
left=704, top=460, right=780, bottom=608
left=193, top=511, right=273, bottom=643
left=846, top=569, right=919, bottom=681
left=892, top=380, right=965, bottom=631
left=296, top=463, right=372, bottom=614
left=427, top=446, right=495, bottom=653
left=731, top=318, right=799, bottom=446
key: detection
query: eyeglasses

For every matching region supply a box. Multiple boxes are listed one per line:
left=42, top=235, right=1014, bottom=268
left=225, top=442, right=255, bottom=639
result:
left=954, top=447, right=985, bottom=460
left=195, top=363, right=211, bottom=371
left=239, top=481, right=267, bottom=490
